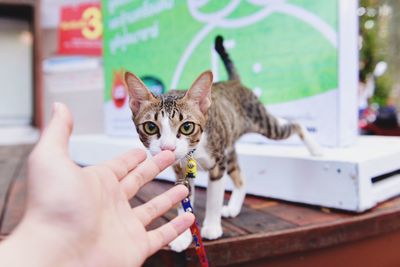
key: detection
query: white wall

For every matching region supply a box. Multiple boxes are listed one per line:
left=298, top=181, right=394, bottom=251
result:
left=0, top=19, right=33, bottom=126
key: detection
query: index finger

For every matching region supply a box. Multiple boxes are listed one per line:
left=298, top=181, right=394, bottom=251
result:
left=120, top=151, right=175, bottom=199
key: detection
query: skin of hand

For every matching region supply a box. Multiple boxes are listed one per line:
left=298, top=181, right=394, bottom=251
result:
left=0, top=103, right=194, bottom=267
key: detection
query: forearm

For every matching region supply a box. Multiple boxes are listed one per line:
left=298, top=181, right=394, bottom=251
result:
left=0, top=218, right=77, bottom=267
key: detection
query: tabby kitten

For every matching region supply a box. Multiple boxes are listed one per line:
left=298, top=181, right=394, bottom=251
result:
left=124, top=36, right=322, bottom=252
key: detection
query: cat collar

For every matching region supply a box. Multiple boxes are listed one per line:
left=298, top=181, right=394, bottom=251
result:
left=187, top=148, right=196, bottom=157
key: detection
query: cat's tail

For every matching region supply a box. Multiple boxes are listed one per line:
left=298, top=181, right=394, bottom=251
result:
left=214, top=35, right=240, bottom=81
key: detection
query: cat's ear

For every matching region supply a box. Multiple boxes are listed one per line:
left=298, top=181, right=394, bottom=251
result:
left=124, top=71, right=155, bottom=115
left=186, top=71, right=213, bottom=114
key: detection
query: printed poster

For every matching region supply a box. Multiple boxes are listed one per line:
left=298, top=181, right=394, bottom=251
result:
left=101, top=0, right=358, bottom=147
left=58, top=3, right=103, bottom=56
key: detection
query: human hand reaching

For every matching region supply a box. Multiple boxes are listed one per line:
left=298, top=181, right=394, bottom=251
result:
left=0, top=103, right=194, bottom=267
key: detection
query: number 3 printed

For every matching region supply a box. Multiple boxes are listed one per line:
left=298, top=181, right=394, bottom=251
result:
left=82, top=7, right=103, bottom=40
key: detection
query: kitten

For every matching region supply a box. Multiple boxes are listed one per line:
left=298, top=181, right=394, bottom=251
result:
left=124, top=36, right=322, bottom=252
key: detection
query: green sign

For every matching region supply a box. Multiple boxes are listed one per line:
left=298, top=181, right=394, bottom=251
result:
left=102, top=0, right=338, bottom=105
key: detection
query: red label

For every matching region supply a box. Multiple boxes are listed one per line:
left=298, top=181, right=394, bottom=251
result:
left=58, top=3, right=103, bottom=56
left=112, top=70, right=127, bottom=108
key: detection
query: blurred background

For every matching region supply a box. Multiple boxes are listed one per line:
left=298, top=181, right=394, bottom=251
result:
left=0, top=0, right=399, bottom=141
left=358, top=0, right=400, bottom=135
left=2, top=3, right=400, bottom=265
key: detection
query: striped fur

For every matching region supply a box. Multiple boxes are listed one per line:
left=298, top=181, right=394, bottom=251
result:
left=124, top=36, right=322, bottom=245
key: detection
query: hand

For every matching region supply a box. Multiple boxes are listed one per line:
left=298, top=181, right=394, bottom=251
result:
left=0, top=103, right=194, bottom=267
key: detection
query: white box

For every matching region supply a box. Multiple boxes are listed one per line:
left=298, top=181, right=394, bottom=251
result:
left=43, top=57, right=104, bottom=134
left=70, top=135, right=400, bottom=212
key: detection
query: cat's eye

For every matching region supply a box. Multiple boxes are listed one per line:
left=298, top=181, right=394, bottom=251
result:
left=179, top=122, right=195, bottom=135
left=143, top=122, right=159, bottom=135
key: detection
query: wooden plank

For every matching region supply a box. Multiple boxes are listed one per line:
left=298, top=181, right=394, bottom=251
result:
left=186, top=206, right=400, bottom=266
left=224, top=206, right=296, bottom=234
left=0, top=161, right=28, bottom=235
left=129, top=196, right=143, bottom=209
left=243, top=194, right=279, bottom=210
left=138, top=180, right=300, bottom=237
left=0, top=145, right=32, bottom=234
left=0, top=145, right=32, bottom=230
left=0, top=157, right=20, bottom=217
left=374, top=195, right=400, bottom=211
left=178, top=189, right=250, bottom=238
left=139, top=180, right=250, bottom=267
left=143, top=180, right=296, bottom=267
left=143, top=181, right=400, bottom=266
left=227, top=229, right=400, bottom=267
left=138, top=181, right=249, bottom=238
left=263, top=202, right=350, bottom=226
left=191, top=185, right=250, bottom=237
left=0, top=0, right=36, bottom=4
left=190, top=187, right=295, bottom=237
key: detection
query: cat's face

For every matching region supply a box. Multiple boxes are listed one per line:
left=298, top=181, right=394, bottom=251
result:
left=124, top=71, right=213, bottom=160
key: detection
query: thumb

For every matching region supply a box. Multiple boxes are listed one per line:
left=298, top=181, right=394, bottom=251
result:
left=38, top=102, right=73, bottom=156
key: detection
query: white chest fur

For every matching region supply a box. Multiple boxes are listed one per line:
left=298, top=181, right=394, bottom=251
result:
left=192, top=133, right=214, bottom=170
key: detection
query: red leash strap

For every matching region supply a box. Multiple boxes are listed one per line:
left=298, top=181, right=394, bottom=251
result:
left=181, top=198, right=209, bottom=267
left=190, top=220, right=209, bottom=267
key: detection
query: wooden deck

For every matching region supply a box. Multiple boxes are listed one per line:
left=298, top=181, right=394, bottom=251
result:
left=1, top=144, right=400, bottom=266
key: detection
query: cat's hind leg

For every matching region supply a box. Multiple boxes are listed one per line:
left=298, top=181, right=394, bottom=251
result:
left=295, top=122, right=324, bottom=157
left=222, top=149, right=246, bottom=218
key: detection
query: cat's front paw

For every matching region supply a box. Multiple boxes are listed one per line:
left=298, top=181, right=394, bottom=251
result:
left=201, top=224, right=223, bottom=240
left=222, top=205, right=241, bottom=218
left=169, top=229, right=192, bottom=252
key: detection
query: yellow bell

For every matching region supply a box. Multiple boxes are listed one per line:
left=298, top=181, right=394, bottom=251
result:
left=185, top=158, right=197, bottom=179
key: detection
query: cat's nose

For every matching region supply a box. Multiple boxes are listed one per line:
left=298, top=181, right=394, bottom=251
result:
left=161, top=145, right=176, bottom=152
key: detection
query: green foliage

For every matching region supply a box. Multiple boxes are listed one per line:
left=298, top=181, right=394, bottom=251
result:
left=359, top=1, right=379, bottom=81
left=374, top=74, right=392, bottom=106
left=359, top=0, right=392, bottom=105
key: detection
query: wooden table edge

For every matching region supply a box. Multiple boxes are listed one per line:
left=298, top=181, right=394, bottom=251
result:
left=164, top=207, right=400, bottom=265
